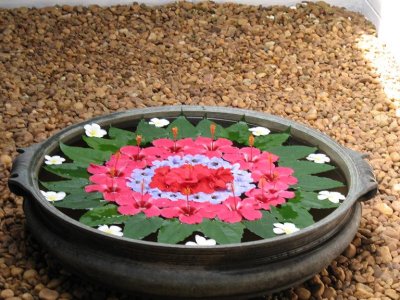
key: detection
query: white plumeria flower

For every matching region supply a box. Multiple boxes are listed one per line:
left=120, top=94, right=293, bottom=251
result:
left=266, top=15, right=275, bottom=20
left=249, top=126, right=271, bottom=136
left=44, top=155, right=65, bottom=165
left=273, top=223, right=300, bottom=235
left=306, top=153, right=331, bottom=164
left=97, top=225, right=123, bottom=237
left=40, top=190, right=66, bottom=202
left=149, top=118, right=170, bottom=128
left=318, top=191, right=346, bottom=203
left=84, top=123, right=107, bottom=138
left=185, top=235, right=216, bottom=246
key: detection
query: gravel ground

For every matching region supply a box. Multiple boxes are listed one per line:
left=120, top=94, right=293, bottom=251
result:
left=1, top=1, right=400, bottom=299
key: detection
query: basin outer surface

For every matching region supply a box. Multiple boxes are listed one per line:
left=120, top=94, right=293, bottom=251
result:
left=8, top=106, right=378, bottom=299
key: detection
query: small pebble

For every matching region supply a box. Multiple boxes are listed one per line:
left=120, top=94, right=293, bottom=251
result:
left=0, top=289, right=15, bottom=298
left=38, top=288, right=59, bottom=300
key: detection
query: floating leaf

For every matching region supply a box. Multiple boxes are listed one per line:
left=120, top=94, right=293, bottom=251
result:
left=199, top=219, right=244, bottom=244
left=136, top=119, right=168, bottom=144
left=157, top=219, right=198, bottom=244
left=225, top=121, right=250, bottom=144
left=244, top=211, right=278, bottom=239
left=254, top=133, right=290, bottom=150
left=60, top=143, right=112, bottom=165
left=40, top=178, right=89, bottom=192
left=273, top=203, right=314, bottom=228
left=289, top=191, right=339, bottom=209
left=44, top=163, right=89, bottom=179
left=82, top=136, right=121, bottom=152
left=285, top=203, right=315, bottom=227
left=108, top=127, right=136, bottom=145
left=295, top=174, right=344, bottom=191
left=279, top=160, right=336, bottom=175
left=167, top=116, right=199, bottom=139
left=123, top=214, right=163, bottom=240
left=79, top=204, right=129, bottom=226
left=196, top=119, right=229, bottom=139
left=268, top=146, right=317, bottom=161
left=54, top=192, right=104, bottom=209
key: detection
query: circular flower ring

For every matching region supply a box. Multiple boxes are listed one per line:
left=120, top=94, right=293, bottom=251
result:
left=85, top=136, right=298, bottom=224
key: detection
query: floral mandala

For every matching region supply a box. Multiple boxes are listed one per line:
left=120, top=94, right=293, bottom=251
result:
left=40, top=116, right=346, bottom=245
left=85, top=136, right=297, bottom=224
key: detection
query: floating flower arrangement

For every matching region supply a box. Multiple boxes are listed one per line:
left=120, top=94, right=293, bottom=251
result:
left=40, top=115, right=345, bottom=245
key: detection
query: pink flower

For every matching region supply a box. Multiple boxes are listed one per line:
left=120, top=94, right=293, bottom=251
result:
left=147, top=138, right=199, bottom=159
left=223, top=148, right=279, bottom=170
left=117, top=191, right=161, bottom=217
left=216, top=196, right=262, bottom=223
left=87, top=158, right=137, bottom=184
left=119, top=146, right=157, bottom=167
left=252, top=164, right=297, bottom=187
left=161, top=201, right=216, bottom=224
left=244, top=187, right=294, bottom=210
left=85, top=177, right=130, bottom=202
left=193, top=137, right=235, bottom=158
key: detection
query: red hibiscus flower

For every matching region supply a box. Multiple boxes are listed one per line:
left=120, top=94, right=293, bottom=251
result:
left=85, top=177, right=130, bottom=202
left=161, top=200, right=216, bottom=224
left=119, top=145, right=158, bottom=167
left=216, top=196, right=262, bottom=223
left=117, top=191, right=161, bottom=217
left=223, top=148, right=279, bottom=170
left=193, top=137, right=235, bottom=158
left=150, top=164, right=233, bottom=195
left=244, top=187, right=293, bottom=210
left=146, top=138, right=198, bottom=159
left=251, top=163, right=297, bottom=187
left=87, top=157, right=137, bottom=184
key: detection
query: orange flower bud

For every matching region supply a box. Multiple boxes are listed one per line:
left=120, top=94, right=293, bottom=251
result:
left=172, top=127, right=178, bottom=140
left=210, top=123, right=216, bottom=139
left=182, top=187, right=191, bottom=195
left=136, top=135, right=142, bottom=146
left=248, top=134, right=254, bottom=147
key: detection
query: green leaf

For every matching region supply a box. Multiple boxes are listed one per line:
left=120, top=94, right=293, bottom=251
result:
left=123, top=214, right=163, bottom=240
left=108, top=127, right=136, bottom=145
left=269, top=146, right=317, bottom=161
left=82, top=136, right=120, bottom=152
left=40, top=178, right=89, bottom=192
left=244, top=211, right=278, bottom=239
left=157, top=219, right=198, bottom=244
left=136, top=119, right=168, bottom=144
left=167, top=116, right=199, bottom=139
left=254, top=133, right=290, bottom=150
left=289, top=191, right=339, bottom=209
left=273, top=204, right=314, bottom=228
left=225, top=121, right=250, bottom=144
left=54, top=192, right=104, bottom=209
left=285, top=203, right=315, bottom=227
left=273, top=204, right=298, bottom=220
left=60, top=143, right=112, bottom=165
left=44, top=163, right=89, bottom=179
left=199, top=220, right=245, bottom=244
left=196, top=119, right=229, bottom=138
left=295, top=175, right=344, bottom=191
left=279, top=160, right=336, bottom=175
left=79, top=204, right=129, bottom=226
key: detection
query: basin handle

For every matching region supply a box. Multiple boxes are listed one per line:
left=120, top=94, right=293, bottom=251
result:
left=8, top=142, right=43, bottom=198
left=346, top=149, right=378, bottom=201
